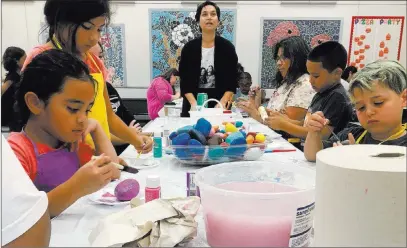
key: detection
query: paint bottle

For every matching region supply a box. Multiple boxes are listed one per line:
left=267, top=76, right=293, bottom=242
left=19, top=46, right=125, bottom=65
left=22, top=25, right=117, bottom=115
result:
left=153, top=132, right=162, bottom=158
left=145, top=175, right=161, bottom=203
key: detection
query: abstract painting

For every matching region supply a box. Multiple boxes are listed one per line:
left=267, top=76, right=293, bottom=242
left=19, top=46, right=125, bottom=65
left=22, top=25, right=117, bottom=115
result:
left=260, top=18, right=342, bottom=88
left=348, top=16, right=405, bottom=69
left=100, top=24, right=127, bottom=87
left=150, top=9, right=236, bottom=79
left=38, top=23, right=127, bottom=87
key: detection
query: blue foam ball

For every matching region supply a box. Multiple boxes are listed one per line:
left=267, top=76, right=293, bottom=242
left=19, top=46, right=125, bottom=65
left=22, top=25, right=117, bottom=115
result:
left=189, top=129, right=207, bottom=145
left=225, top=132, right=245, bottom=144
left=195, top=118, right=212, bottom=137
left=169, top=131, right=178, bottom=140
left=174, top=149, right=191, bottom=159
left=239, top=130, right=247, bottom=137
left=172, top=133, right=191, bottom=146
left=235, top=121, right=243, bottom=128
left=208, top=147, right=225, bottom=160
left=188, top=139, right=205, bottom=156
left=177, top=125, right=194, bottom=134
left=225, top=137, right=247, bottom=157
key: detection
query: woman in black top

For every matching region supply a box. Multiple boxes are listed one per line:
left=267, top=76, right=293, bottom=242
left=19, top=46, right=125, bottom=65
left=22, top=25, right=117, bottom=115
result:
left=179, top=0, right=238, bottom=117
left=1, top=47, right=26, bottom=129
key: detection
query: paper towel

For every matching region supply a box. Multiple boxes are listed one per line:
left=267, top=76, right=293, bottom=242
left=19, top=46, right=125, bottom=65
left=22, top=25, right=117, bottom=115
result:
left=313, top=145, right=406, bottom=247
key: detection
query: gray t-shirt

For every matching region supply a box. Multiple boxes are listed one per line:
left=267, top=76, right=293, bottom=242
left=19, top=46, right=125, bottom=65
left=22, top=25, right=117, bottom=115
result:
left=199, top=47, right=215, bottom=89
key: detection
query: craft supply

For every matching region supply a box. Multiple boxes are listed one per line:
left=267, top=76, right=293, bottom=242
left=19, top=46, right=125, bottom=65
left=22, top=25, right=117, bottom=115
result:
left=153, top=132, right=162, bottom=158
left=258, top=106, right=268, bottom=121
left=197, top=93, right=208, bottom=109
left=186, top=172, right=200, bottom=197
left=91, top=156, right=139, bottom=174
left=314, top=145, right=406, bottom=247
left=145, top=175, right=161, bottom=203
left=264, top=149, right=296, bottom=153
left=114, top=179, right=140, bottom=201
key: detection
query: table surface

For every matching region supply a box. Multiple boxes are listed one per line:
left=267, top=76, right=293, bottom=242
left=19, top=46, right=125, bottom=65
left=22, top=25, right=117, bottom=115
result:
left=50, top=117, right=315, bottom=247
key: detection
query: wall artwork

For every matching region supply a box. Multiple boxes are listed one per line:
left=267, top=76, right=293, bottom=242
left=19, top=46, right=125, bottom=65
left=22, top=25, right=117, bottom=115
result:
left=260, top=18, right=342, bottom=88
left=100, top=24, right=127, bottom=87
left=38, top=23, right=127, bottom=87
left=348, top=16, right=405, bottom=69
left=150, top=9, right=236, bottom=79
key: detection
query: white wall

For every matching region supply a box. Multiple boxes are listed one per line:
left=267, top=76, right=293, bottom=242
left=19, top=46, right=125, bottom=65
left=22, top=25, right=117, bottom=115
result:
left=1, top=1, right=406, bottom=99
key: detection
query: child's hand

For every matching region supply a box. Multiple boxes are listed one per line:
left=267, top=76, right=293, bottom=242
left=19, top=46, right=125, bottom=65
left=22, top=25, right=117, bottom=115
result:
left=133, top=134, right=153, bottom=153
left=305, top=111, right=328, bottom=133
left=129, top=120, right=142, bottom=133
left=72, top=154, right=116, bottom=196
left=333, top=133, right=356, bottom=147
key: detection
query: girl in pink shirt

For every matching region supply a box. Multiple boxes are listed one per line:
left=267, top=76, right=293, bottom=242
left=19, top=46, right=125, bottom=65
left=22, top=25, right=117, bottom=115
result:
left=147, top=68, right=180, bottom=120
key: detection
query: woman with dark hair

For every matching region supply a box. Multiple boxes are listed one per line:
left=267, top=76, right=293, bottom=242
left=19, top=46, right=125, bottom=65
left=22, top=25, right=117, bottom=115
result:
left=237, top=36, right=315, bottom=122
left=342, top=65, right=358, bottom=82
left=2, top=47, right=26, bottom=129
left=179, top=0, right=238, bottom=116
left=147, top=68, right=180, bottom=120
left=22, top=0, right=152, bottom=154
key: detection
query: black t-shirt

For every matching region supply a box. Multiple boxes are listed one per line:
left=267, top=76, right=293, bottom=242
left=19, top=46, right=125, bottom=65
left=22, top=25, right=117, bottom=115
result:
left=1, top=73, right=20, bottom=128
left=323, top=125, right=407, bottom=147
left=309, top=83, right=353, bottom=134
left=106, top=83, right=135, bottom=126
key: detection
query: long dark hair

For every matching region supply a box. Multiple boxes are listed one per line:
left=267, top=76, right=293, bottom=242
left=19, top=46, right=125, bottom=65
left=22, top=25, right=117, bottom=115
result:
left=42, top=0, right=111, bottom=54
left=272, top=36, right=310, bottom=88
left=13, top=49, right=97, bottom=130
left=158, top=68, right=179, bottom=83
left=342, top=66, right=358, bottom=80
left=2, top=46, right=25, bottom=79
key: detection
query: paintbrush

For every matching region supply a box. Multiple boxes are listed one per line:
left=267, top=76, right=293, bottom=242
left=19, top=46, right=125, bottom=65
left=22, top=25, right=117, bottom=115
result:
left=91, top=156, right=139, bottom=174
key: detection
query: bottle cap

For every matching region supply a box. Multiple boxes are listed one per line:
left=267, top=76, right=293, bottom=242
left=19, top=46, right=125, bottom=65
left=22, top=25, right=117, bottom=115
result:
left=146, top=175, right=160, bottom=188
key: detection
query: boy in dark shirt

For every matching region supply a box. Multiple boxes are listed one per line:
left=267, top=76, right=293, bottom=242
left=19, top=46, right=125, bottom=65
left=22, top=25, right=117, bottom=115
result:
left=265, top=41, right=352, bottom=140
left=304, top=60, right=407, bottom=161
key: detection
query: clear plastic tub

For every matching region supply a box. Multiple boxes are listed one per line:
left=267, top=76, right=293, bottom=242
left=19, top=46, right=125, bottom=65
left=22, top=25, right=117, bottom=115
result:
left=195, top=161, right=316, bottom=247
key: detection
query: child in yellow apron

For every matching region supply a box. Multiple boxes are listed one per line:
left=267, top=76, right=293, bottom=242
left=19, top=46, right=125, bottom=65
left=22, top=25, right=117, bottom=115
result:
left=53, top=37, right=110, bottom=149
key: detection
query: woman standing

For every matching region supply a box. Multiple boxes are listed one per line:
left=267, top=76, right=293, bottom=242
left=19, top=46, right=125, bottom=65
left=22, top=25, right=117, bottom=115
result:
left=2, top=47, right=26, bottom=130
left=179, top=0, right=238, bottom=117
left=147, top=68, right=180, bottom=120
left=21, top=0, right=152, bottom=153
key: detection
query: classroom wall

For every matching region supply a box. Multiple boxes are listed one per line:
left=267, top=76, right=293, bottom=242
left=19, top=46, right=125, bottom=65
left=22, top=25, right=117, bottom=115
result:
left=1, top=1, right=406, bottom=99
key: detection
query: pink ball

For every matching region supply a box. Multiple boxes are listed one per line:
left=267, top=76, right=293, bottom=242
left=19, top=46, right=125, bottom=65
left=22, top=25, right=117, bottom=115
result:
left=208, top=128, right=216, bottom=137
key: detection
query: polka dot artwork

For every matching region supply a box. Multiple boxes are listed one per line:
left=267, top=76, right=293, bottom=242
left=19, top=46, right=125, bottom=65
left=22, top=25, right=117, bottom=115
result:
left=260, top=19, right=342, bottom=89
left=348, top=16, right=405, bottom=69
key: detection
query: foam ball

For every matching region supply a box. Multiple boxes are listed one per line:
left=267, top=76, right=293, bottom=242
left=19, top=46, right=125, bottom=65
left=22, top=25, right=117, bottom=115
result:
left=220, top=142, right=229, bottom=147
left=195, top=118, right=212, bottom=137
left=235, top=121, right=243, bottom=128
left=208, top=147, right=225, bottom=160
left=188, top=139, right=205, bottom=156
left=175, top=148, right=190, bottom=159
left=169, top=131, right=178, bottom=140
left=240, top=130, right=247, bottom=137
left=247, top=132, right=257, bottom=137
left=177, top=125, right=194, bottom=134
left=226, top=131, right=245, bottom=144
left=172, top=133, right=191, bottom=146
left=255, top=133, right=266, bottom=143
left=220, top=130, right=226, bottom=134
left=225, top=123, right=238, bottom=133
left=246, top=135, right=254, bottom=144
left=213, top=125, right=219, bottom=132
left=208, top=136, right=222, bottom=146
left=208, top=128, right=215, bottom=138
left=244, top=147, right=263, bottom=160
left=115, top=179, right=140, bottom=201
left=225, top=137, right=247, bottom=157
left=189, top=129, right=207, bottom=145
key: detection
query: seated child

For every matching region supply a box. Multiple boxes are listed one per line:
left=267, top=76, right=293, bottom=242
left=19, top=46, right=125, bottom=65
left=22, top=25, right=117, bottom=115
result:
left=264, top=41, right=353, bottom=140
left=304, top=60, right=407, bottom=162
left=8, top=49, right=121, bottom=217
left=233, top=72, right=253, bottom=101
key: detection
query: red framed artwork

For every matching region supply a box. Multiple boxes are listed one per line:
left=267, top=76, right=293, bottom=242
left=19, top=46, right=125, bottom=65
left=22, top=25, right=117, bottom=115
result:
left=348, top=16, right=405, bottom=69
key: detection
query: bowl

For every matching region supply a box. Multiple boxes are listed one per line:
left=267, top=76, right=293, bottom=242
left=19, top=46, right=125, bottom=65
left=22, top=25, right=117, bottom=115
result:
left=169, top=141, right=268, bottom=165
left=195, top=161, right=316, bottom=247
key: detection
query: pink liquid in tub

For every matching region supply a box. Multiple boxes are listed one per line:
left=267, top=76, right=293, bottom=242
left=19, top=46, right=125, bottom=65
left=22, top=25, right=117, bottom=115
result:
left=204, top=182, right=300, bottom=247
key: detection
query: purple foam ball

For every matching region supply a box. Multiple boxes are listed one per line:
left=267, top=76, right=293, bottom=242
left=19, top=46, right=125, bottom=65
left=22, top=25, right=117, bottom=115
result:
left=115, top=179, right=140, bottom=201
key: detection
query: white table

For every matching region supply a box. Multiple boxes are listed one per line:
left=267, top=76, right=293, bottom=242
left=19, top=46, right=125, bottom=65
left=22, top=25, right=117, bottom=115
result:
left=50, top=117, right=315, bottom=247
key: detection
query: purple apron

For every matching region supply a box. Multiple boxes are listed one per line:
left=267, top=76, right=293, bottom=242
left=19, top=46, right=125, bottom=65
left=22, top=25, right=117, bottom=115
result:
left=23, top=132, right=80, bottom=192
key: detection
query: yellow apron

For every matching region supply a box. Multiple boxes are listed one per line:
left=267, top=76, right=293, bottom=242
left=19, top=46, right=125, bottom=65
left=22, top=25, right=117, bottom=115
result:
left=53, top=37, right=110, bottom=149
left=356, top=123, right=406, bottom=144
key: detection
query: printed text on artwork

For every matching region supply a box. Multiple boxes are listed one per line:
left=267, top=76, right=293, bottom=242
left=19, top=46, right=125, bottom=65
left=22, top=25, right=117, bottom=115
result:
left=355, top=19, right=401, bottom=25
